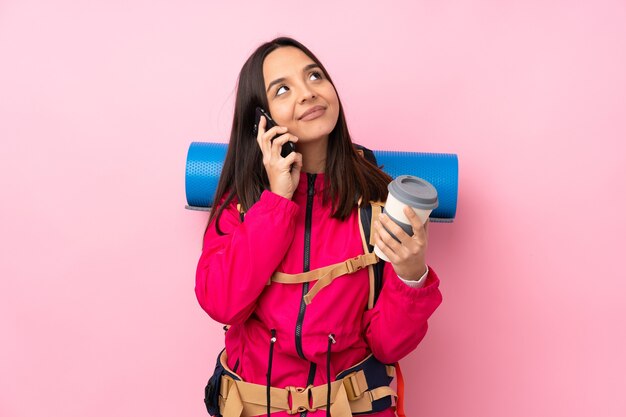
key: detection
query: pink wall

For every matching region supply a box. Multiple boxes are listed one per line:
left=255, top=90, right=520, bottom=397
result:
left=1, top=1, right=625, bottom=416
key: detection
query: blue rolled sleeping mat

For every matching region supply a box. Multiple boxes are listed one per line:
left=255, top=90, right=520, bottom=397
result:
left=185, top=142, right=458, bottom=222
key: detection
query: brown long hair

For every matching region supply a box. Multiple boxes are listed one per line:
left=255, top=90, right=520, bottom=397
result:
left=208, top=37, right=391, bottom=235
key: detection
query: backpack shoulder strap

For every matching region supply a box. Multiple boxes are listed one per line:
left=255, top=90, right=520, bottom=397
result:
left=353, top=143, right=378, bottom=166
left=359, top=200, right=386, bottom=310
left=353, top=143, right=386, bottom=310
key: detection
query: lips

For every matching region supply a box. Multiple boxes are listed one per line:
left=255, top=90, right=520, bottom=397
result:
left=298, top=105, right=326, bottom=121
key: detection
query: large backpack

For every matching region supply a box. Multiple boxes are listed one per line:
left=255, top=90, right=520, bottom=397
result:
left=211, top=145, right=408, bottom=417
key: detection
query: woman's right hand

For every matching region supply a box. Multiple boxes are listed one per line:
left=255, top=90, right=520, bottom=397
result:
left=256, top=116, right=303, bottom=200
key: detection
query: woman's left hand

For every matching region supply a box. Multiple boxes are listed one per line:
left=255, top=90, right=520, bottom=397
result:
left=373, top=206, right=429, bottom=280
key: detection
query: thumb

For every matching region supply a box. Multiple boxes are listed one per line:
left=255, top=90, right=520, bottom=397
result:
left=290, top=153, right=303, bottom=178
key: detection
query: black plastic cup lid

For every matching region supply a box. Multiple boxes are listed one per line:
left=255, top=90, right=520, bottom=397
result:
left=388, top=175, right=439, bottom=210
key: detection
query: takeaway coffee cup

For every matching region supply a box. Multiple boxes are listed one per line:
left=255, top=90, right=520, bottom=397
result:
left=374, top=175, right=439, bottom=262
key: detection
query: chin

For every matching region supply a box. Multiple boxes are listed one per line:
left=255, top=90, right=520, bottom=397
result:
left=299, top=131, right=332, bottom=143
left=296, top=120, right=335, bottom=141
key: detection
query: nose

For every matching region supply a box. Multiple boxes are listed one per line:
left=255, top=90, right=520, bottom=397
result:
left=297, top=84, right=316, bottom=104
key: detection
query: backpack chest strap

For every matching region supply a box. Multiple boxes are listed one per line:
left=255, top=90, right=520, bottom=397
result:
left=270, top=252, right=379, bottom=305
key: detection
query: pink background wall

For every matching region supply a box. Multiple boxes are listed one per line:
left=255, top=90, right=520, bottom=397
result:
left=1, top=1, right=625, bottom=416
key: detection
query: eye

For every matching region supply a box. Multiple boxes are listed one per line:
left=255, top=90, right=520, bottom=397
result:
left=310, top=71, right=322, bottom=80
left=276, top=85, right=289, bottom=96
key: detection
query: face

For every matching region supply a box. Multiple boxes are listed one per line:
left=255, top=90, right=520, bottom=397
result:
left=262, top=46, right=340, bottom=143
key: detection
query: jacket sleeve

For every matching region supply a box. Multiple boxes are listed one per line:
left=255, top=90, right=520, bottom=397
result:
left=361, top=264, right=443, bottom=364
left=195, top=191, right=299, bottom=325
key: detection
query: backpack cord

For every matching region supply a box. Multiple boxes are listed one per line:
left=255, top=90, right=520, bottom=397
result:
left=267, top=329, right=277, bottom=417
left=326, top=334, right=336, bottom=417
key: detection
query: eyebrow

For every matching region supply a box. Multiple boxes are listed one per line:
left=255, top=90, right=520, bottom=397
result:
left=266, top=63, right=321, bottom=93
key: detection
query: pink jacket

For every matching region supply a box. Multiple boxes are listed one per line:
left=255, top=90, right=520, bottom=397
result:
left=196, top=172, right=442, bottom=417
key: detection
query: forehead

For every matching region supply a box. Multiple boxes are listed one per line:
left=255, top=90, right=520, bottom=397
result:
left=263, top=46, right=316, bottom=85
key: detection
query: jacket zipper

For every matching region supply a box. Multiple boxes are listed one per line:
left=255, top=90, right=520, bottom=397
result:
left=295, top=173, right=316, bottom=360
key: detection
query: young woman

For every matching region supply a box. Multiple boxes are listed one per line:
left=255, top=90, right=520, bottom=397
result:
left=196, top=37, right=442, bottom=417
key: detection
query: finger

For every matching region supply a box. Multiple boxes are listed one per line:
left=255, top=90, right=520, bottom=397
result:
left=264, top=127, right=287, bottom=158
left=374, top=219, right=403, bottom=254
left=373, top=227, right=400, bottom=264
left=259, top=122, right=288, bottom=156
left=403, top=207, right=429, bottom=244
left=403, top=206, right=426, bottom=234
left=271, top=133, right=298, bottom=159
left=283, top=149, right=300, bottom=164
left=258, top=118, right=280, bottom=157
left=420, top=219, right=429, bottom=242
left=379, top=213, right=413, bottom=246
left=283, top=150, right=301, bottom=172
left=264, top=125, right=288, bottom=141
left=256, top=116, right=267, bottom=152
left=294, top=152, right=303, bottom=167
left=290, top=153, right=303, bottom=179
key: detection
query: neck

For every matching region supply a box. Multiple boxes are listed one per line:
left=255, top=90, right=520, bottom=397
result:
left=298, top=136, right=328, bottom=173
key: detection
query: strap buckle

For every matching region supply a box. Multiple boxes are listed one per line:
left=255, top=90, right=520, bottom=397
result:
left=346, top=256, right=364, bottom=274
left=286, top=385, right=314, bottom=414
left=342, top=371, right=367, bottom=401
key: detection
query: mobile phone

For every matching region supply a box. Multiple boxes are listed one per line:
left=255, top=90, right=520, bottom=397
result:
left=254, top=107, right=296, bottom=158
